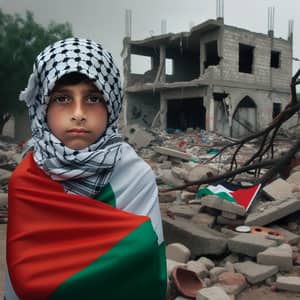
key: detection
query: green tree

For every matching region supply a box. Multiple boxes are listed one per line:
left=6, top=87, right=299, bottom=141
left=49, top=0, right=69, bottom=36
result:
left=0, top=10, right=73, bottom=134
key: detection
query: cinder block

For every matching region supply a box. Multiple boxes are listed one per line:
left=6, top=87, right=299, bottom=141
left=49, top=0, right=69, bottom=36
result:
left=245, top=198, right=300, bottom=226
left=276, top=276, right=300, bottom=293
left=234, top=261, right=278, bottom=284
left=196, top=286, right=231, bottom=300
left=163, top=216, right=227, bottom=256
left=201, top=195, right=246, bottom=216
left=263, top=178, right=295, bottom=200
left=257, top=244, right=293, bottom=271
left=228, top=233, right=277, bottom=257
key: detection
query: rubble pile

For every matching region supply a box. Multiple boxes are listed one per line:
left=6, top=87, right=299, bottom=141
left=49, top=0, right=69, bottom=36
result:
left=1, top=124, right=300, bottom=299
left=0, top=137, right=21, bottom=224
left=124, top=125, right=300, bottom=299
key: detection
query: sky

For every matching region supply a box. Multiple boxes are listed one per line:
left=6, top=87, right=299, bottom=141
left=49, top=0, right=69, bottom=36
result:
left=1, top=0, right=300, bottom=74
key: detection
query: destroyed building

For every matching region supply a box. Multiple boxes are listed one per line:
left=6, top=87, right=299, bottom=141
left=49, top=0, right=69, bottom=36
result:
left=122, top=17, right=294, bottom=137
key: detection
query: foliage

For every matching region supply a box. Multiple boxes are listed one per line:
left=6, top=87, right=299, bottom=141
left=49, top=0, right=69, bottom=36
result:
left=0, top=10, right=73, bottom=133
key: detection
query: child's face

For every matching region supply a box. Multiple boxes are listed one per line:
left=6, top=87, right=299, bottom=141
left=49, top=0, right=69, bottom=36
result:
left=47, top=80, right=108, bottom=150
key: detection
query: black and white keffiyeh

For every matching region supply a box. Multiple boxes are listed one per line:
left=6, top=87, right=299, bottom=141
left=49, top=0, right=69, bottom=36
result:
left=20, top=38, right=123, bottom=198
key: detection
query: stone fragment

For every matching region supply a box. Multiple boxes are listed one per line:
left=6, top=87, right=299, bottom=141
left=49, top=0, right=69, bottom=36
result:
left=124, top=124, right=154, bottom=149
left=217, top=272, right=247, bottom=295
left=154, top=146, right=192, bottom=161
left=245, top=197, right=300, bottom=226
left=209, top=267, right=226, bottom=282
left=257, top=243, right=293, bottom=271
left=224, top=261, right=235, bottom=273
left=270, top=225, right=300, bottom=244
left=172, top=167, right=188, bottom=180
left=187, top=261, right=209, bottom=279
left=0, top=193, right=8, bottom=207
left=166, top=243, right=191, bottom=263
left=263, top=178, right=295, bottom=200
left=276, top=276, right=300, bottom=293
left=196, top=286, right=231, bottom=300
left=286, top=171, right=300, bottom=187
left=191, top=213, right=216, bottom=228
left=163, top=216, right=227, bottom=256
left=186, top=165, right=215, bottom=182
left=167, top=204, right=198, bottom=219
left=228, top=233, right=277, bottom=257
left=159, top=190, right=179, bottom=203
left=157, top=169, right=185, bottom=187
left=221, top=211, right=237, bottom=220
left=233, top=261, right=278, bottom=284
left=0, top=169, right=12, bottom=183
left=197, top=257, right=215, bottom=270
left=201, top=195, right=246, bottom=216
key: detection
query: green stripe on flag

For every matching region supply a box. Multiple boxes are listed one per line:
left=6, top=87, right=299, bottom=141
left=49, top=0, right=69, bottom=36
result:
left=197, top=188, right=236, bottom=203
left=50, top=220, right=166, bottom=300
left=95, top=183, right=116, bottom=207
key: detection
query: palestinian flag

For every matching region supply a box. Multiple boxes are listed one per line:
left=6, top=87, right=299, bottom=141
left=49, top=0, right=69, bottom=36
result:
left=197, top=181, right=261, bottom=211
left=7, top=152, right=166, bottom=300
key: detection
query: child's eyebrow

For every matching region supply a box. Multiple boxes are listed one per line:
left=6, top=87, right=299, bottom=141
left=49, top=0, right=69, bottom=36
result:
left=50, top=86, right=101, bottom=94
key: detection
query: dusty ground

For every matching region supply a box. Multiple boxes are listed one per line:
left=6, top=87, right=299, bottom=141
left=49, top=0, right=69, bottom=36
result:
left=238, top=285, right=300, bottom=299
left=1, top=223, right=300, bottom=300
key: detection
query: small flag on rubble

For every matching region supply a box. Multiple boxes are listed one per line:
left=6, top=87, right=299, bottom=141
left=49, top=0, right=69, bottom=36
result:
left=197, top=181, right=261, bottom=211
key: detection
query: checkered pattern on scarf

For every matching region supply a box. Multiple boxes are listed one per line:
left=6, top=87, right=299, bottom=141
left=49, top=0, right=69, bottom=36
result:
left=19, top=38, right=123, bottom=198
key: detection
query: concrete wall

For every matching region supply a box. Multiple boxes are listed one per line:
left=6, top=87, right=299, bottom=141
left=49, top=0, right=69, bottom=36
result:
left=126, top=93, right=160, bottom=127
left=222, top=26, right=292, bottom=89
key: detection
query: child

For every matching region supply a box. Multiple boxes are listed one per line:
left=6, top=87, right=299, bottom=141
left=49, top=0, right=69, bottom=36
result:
left=6, top=38, right=167, bottom=300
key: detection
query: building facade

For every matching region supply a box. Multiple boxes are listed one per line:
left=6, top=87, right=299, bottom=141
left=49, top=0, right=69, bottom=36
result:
left=122, top=18, right=294, bottom=137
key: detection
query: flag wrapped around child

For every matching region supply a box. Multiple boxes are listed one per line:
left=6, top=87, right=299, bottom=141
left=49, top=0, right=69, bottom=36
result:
left=7, top=152, right=166, bottom=300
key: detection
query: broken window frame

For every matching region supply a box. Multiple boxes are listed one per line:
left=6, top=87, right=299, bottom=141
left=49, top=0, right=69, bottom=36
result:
left=204, top=40, right=220, bottom=69
left=270, top=50, right=281, bottom=69
left=239, top=43, right=255, bottom=74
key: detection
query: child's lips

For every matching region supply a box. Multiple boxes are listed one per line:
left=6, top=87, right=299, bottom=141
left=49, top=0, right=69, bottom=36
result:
left=67, top=128, right=90, bottom=135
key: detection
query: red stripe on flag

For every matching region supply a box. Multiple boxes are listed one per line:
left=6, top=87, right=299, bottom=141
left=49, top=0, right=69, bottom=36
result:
left=230, top=184, right=261, bottom=210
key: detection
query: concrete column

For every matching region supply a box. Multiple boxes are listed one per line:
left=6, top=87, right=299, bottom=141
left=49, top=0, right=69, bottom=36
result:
left=159, top=45, right=166, bottom=82
left=160, top=95, right=167, bottom=129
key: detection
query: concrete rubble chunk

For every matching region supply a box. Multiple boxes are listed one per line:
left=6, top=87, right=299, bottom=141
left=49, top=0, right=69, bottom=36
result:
left=167, top=204, right=199, bottom=219
left=228, top=233, right=277, bottom=257
left=0, top=169, right=12, bottom=183
left=163, top=216, right=227, bottom=256
left=217, top=272, right=247, bottom=295
left=166, top=243, right=191, bottom=263
left=209, top=267, right=226, bottom=282
left=172, top=166, right=188, bottom=180
left=186, top=165, right=215, bottom=182
left=257, top=243, right=293, bottom=271
left=245, top=197, right=300, bottom=226
left=154, top=146, right=192, bottom=161
left=187, top=260, right=209, bottom=279
left=270, top=225, right=300, bottom=244
left=286, top=171, right=300, bottom=187
left=276, top=276, right=300, bottom=293
left=124, top=124, right=154, bottom=149
left=201, top=195, right=246, bottom=216
left=263, top=178, right=295, bottom=200
left=197, top=257, right=215, bottom=270
left=233, top=261, right=278, bottom=284
left=196, top=286, right=231, bottom=300
left=191, top=213, right=216, bottom=228
left=157, top=169, right=185, bottom=187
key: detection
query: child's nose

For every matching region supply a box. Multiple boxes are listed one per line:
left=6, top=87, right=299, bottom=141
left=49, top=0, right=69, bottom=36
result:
left=71, top=99, right=86, bottom=121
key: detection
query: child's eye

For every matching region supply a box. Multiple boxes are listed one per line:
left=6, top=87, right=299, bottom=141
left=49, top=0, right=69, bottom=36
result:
left=86, top=95, right=103, bottom=104
left=50, top=95, right=71, bottom=104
